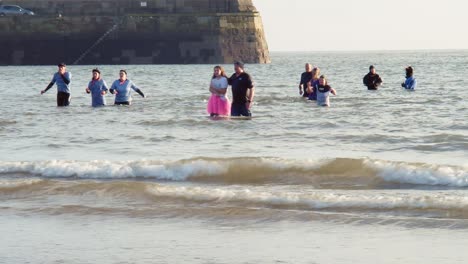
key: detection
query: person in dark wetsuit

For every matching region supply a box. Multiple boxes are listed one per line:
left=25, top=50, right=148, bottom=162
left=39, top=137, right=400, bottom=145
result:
left=228, top=61, right=255, bottom=117
left=41, top=63, right=72, bottom=106
left=109, top=70, right=145, bottom=105
left=363, top=65, right=383, bottom=90
left=299, top=63, right=313, bottom=97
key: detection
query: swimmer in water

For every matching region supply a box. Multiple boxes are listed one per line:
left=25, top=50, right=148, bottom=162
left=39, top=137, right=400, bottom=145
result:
left=40, top=62, right=72, bottom=106
left=85, top=68, right=108, bottom=107
left=314, top=75, right=337, bottom=107
left=109, top=69, right=145, bottom=105
left=401, top=66, right=417, bottom=90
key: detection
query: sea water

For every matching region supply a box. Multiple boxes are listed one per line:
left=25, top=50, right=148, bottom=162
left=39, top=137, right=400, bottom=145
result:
left=1, top=51, right=468, bottom=263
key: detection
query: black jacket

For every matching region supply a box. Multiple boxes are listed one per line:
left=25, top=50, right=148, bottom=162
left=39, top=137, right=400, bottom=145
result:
left=363, top=73, right=382, bottom=90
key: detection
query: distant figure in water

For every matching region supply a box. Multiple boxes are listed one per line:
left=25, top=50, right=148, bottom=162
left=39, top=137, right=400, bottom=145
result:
left=401, top=66, right=417, bottom=90
left=86, top=68, right=108, bottom=107
left=298, top=63, right=313, bottom=97
left=307, top=67, right=320, bottom=101
left=363, top=65, right=383, bottom=90
left=228, top=61, right=255, bottom=117
left=314, top=75, right=337, bottom=107
left=110, top=70, right=145, bottom=105
left=40, top=62, right=72, bottom=106
left=207, top=66, right=231, bottom=117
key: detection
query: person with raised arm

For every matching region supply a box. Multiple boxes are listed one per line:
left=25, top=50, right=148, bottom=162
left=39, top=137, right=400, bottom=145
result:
left=314, top=75, right=337, bottom=107
left=40, top=63, right=72, bottom=106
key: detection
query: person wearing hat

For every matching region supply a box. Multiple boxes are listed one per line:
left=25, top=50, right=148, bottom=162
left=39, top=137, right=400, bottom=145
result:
left=85, top=68, right=108, bottom=107
left=363, top=65, right=383, bottom=90
left=228, top=61, right=255, bottom=117
left=41, top=63, right=72, bottom=106
left=109, top=69, right=145, bottom=105
left=401, top=66, right=417, bottom=90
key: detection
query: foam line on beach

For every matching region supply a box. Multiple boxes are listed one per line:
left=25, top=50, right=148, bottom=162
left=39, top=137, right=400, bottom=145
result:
left=1, top=158, right=467, bottom=188
left=145, top=185, right=468, bottom=212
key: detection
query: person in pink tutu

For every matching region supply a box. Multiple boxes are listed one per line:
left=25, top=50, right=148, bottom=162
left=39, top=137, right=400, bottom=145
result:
left=207, top=66, right=231, bottom=117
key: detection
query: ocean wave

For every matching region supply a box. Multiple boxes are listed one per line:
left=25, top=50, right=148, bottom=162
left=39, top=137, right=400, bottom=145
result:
left=146, top=185, right=468, bottom=213
left=0, top=178, right=43, bottom=189
left=1, top=158, right=468, bottom=188
left=3, top=179, right=468, bottom=220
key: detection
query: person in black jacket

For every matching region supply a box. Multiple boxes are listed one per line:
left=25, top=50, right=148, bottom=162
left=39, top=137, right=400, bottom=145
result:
left=363, top=65, right=383, bottom=90
left=298, top=63, right=313, bottom=97
left=228, top=61, right=255, bottom=117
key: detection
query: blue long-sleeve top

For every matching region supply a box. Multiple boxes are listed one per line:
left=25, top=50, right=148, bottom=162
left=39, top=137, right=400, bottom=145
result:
left=87, top=79, right=108, bottom=107
left=403, top=76, right=417, bottom=90
left=110, top=79, right=144, bottom=103
left=47, top=72, right=72, bottom=93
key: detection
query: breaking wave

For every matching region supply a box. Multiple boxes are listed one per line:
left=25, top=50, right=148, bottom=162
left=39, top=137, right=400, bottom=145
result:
left=1, top=157, right=468, bottom=188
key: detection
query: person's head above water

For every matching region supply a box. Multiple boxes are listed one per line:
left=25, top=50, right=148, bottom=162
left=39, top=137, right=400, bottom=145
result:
left=92, top=68, right=101, bottom=80
left=119, top=69, right=127, bottom=81
left=58, top=63, right=66, bottom=74
left=234, top=61, right=244, bottom=74
left=405, top=66, right=414, bottom=77
left=305, top=63, right=312, bottom=72
left=312, top=67, right=321, bottom=79
left=369, top=65, right=376, bottom=74
left=319, top=74, right=327, bottom=85
left=213, top=65, right=226, bottom=79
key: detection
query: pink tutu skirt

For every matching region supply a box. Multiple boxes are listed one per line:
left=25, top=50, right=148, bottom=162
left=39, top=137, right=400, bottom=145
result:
left=207, top=94, right=231, bottom=116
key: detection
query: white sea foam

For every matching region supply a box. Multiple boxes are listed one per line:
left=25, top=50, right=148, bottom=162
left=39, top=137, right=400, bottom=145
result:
left=146, top=185, right=468, bottom=211
left=1, top=158, right=468, bottom=188
left=0, top=160, right=227, bottom=180
left=366, top=159, right=468, bottom=187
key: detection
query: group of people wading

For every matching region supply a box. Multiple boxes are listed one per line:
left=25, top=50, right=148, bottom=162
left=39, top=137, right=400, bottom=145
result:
left=41, top=61, right=254, bottom=117
left=40, top=61, right=417, bottom=117
left=298, top=63, right=417, bottom=106
left=206, top=61, right=254, bottom=117
left=41, top=63, right=146, bottom=107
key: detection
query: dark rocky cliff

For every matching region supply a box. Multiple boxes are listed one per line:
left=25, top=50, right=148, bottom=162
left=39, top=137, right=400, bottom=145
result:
left=0, top=0, right=270, bottom=65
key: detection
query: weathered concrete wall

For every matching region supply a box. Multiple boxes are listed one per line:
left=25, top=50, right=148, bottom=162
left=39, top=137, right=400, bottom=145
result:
left=3, top=0, right=257, bottom=15
left=0, top=0, right=270, bottom=65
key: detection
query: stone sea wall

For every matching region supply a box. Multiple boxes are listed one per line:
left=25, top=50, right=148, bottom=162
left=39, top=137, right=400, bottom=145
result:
left=0, top=0, right=270, bottom=65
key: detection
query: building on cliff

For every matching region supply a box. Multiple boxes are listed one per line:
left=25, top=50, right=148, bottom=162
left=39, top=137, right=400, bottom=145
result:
left=0, top=0, right=270, bottom=65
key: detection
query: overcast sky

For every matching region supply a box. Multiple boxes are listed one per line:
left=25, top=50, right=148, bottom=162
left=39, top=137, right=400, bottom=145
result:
left=254, top=0, right=468, bottom=51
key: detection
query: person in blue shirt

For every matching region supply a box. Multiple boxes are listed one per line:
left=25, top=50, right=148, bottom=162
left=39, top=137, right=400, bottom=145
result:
left=109, top=70, right=145, bottom=105
left=85, top=68, right=108, bottom=107
left=314, top=75, right=337, bottom=107
left=401, top=66, right=417, bottom=90
left=41, top=63, right=72, bottom=106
